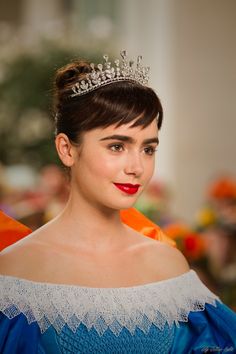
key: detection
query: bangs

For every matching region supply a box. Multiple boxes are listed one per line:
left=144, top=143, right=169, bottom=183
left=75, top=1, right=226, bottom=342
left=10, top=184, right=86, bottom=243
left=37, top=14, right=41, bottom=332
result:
left=57, top=81, right=163, bottom=143
left=88, top=82, right=163, bottom=130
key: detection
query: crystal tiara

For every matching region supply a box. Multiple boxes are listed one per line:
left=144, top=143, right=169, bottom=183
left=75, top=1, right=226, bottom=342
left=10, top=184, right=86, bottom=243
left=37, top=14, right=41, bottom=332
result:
left=70, top=50, right=150, bottom=97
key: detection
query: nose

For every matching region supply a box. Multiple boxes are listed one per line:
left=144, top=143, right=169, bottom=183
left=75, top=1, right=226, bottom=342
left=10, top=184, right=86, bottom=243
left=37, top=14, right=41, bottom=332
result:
left=124, top=151, right=144, bottom=177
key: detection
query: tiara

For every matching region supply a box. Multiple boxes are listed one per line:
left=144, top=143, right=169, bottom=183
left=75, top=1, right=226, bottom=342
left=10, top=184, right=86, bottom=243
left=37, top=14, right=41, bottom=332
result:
left=70, top=50, right=150, bottom=97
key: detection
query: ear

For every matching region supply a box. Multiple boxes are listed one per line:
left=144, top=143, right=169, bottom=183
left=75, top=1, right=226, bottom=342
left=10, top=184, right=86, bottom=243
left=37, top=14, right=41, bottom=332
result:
left=55, top=133, right=76, bottom=167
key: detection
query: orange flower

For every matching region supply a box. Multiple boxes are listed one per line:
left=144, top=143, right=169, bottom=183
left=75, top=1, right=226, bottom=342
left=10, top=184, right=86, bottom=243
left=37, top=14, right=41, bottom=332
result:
left=208, top=177, right=236, bottom=200
left=163, top=223, right=206, bottom=261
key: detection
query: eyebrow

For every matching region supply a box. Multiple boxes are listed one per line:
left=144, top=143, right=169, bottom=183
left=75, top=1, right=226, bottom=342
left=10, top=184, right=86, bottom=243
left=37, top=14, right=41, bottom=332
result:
left=99, top=134, right=159, bottom=145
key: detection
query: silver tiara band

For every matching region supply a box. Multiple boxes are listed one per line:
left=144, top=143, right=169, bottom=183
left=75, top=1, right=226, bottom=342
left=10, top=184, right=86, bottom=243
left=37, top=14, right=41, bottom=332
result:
left=70, top=50, right=150, bottom=97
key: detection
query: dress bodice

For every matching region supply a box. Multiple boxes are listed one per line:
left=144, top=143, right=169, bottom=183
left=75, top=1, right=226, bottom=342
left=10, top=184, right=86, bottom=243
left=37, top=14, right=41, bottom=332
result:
left=0, top=270, right=217, bottom=335
left=1, top=270, right=236, bottom=353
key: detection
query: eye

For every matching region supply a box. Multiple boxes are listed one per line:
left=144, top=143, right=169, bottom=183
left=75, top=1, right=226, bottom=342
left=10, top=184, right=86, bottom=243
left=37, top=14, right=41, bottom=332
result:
left=108, top=143, right=124, bottom=152
left=144, top=146, right=157, bottom=155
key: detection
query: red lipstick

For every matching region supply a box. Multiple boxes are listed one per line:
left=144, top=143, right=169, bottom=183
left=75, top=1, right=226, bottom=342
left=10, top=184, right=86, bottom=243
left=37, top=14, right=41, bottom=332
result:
left=113, top=183, right=140, bottom=195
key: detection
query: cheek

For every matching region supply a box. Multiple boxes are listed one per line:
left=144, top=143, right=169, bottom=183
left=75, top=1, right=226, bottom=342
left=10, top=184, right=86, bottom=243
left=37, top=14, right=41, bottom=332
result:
left=142, top=159, right=155, bottom=184
left=86, top=154, right=121, bottom=179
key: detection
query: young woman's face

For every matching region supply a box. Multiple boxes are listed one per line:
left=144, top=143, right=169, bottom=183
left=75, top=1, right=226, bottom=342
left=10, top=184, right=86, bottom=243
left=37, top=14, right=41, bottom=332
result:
left=71, top=119, right=159, bottom=211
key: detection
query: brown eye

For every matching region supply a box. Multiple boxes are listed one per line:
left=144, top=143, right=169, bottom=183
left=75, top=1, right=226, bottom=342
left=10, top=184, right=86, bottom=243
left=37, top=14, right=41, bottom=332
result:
left=144, top=146, right=157, bottom=155
left=109, top=144, right=124, bottom=152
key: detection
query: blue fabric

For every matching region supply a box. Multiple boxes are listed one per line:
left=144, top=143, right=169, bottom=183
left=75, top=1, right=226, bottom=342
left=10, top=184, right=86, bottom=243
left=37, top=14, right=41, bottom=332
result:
left=0, top=301, right=235, bottom=353
left=171, top=301, right=236, bottom=353
left=41, top=322, right=174, bottom=354
left=0, top=313, right=44, bottom=354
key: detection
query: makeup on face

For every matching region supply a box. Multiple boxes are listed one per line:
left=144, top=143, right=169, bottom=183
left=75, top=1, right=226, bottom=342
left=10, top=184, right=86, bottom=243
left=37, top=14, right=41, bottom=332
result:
left=99, top=134, right=159, bottom=161
left=113, top=183, right=141, bottom=195
left=70, top=121, right=159, bottom=210
left=98, top=126, right=159, bottom=196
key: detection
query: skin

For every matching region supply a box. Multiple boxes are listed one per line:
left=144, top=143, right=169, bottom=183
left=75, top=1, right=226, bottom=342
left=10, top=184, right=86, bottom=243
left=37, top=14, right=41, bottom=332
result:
left=0, top=119, right=189, bottom=287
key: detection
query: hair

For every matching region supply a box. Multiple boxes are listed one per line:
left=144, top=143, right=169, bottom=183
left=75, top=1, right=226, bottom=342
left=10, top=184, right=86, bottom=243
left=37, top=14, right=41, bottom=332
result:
left=53, top=59, right=163, bottom=145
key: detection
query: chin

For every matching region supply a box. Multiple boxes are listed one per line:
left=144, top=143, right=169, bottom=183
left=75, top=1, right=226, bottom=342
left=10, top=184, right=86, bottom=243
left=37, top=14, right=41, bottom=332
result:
left=106, top=198, right=138, bottom=211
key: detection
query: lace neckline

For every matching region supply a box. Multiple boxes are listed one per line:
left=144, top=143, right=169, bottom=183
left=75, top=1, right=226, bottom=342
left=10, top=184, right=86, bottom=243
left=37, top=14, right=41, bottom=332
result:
left=0, top=269, right=219, bottom=336
left=0, top=269, right=194, bottom=290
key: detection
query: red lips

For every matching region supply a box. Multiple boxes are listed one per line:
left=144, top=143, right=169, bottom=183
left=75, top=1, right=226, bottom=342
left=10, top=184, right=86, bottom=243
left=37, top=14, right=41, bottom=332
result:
left=113, top=183, right=141, bottom=195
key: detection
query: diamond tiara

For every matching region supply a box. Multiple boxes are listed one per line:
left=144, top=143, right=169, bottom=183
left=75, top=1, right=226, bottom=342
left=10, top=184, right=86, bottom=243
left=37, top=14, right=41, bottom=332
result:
left=70, top=50, right=150, bottom=97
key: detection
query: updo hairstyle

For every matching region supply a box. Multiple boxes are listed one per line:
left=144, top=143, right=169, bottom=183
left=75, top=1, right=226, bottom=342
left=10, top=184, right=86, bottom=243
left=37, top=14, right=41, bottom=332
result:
left=53, top=59, right=163, bottom=145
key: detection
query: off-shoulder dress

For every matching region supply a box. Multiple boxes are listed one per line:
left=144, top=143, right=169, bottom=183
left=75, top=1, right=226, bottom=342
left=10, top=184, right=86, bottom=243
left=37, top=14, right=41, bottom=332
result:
left=0, top=270, right=236, bottom=353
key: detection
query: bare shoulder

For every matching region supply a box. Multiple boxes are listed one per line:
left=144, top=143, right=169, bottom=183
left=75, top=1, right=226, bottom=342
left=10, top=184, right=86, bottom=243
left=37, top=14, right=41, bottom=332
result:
left=0, top=229, right=50, bottom=277
left=138, top=238, right=190, bottom=280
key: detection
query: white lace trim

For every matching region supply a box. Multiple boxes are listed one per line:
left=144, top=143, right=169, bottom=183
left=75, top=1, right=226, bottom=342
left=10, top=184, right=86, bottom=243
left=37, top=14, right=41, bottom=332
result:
left=0, top=270, right=219, bottom=336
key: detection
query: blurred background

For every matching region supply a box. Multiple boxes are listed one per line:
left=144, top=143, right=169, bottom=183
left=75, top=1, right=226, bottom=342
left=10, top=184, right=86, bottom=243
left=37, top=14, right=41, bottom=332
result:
left=0, top=0, right=235, bottom=308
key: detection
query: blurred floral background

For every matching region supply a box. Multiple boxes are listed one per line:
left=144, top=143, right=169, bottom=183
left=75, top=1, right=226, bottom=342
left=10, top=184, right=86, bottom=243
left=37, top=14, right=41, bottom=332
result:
left=0, top=0, right=235, bottom=309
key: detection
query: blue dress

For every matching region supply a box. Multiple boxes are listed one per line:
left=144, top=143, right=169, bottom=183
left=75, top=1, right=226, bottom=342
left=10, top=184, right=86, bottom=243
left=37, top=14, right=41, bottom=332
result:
left=0, top=270, right=235, bottom=353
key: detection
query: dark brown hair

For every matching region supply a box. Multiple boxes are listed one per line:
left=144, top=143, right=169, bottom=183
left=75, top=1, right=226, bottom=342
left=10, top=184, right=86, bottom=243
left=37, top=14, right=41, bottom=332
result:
left=54, top=60, right=163, bottom=145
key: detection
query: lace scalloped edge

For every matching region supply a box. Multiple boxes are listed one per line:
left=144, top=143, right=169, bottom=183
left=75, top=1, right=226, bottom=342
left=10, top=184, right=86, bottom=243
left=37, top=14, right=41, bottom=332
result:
left=0, top=270, right=220, bottom=336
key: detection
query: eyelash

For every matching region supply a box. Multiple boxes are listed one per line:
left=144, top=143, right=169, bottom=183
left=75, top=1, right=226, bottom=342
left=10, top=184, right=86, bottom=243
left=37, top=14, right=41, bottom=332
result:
left=108, top=143, right=157, bottom=156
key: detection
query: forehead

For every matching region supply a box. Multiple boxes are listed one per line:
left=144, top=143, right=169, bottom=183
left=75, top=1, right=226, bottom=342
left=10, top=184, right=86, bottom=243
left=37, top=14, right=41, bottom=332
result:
left=85, top=120, right=159, bottom=141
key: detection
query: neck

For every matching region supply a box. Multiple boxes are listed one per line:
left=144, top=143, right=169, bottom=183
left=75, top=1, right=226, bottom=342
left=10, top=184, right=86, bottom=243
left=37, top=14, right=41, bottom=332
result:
left=54, top=192, right=129, bottom=251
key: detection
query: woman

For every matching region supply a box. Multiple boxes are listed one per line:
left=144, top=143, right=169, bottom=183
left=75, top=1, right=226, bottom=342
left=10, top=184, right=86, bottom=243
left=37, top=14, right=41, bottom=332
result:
left=0, top=51, right=235, bottom=353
